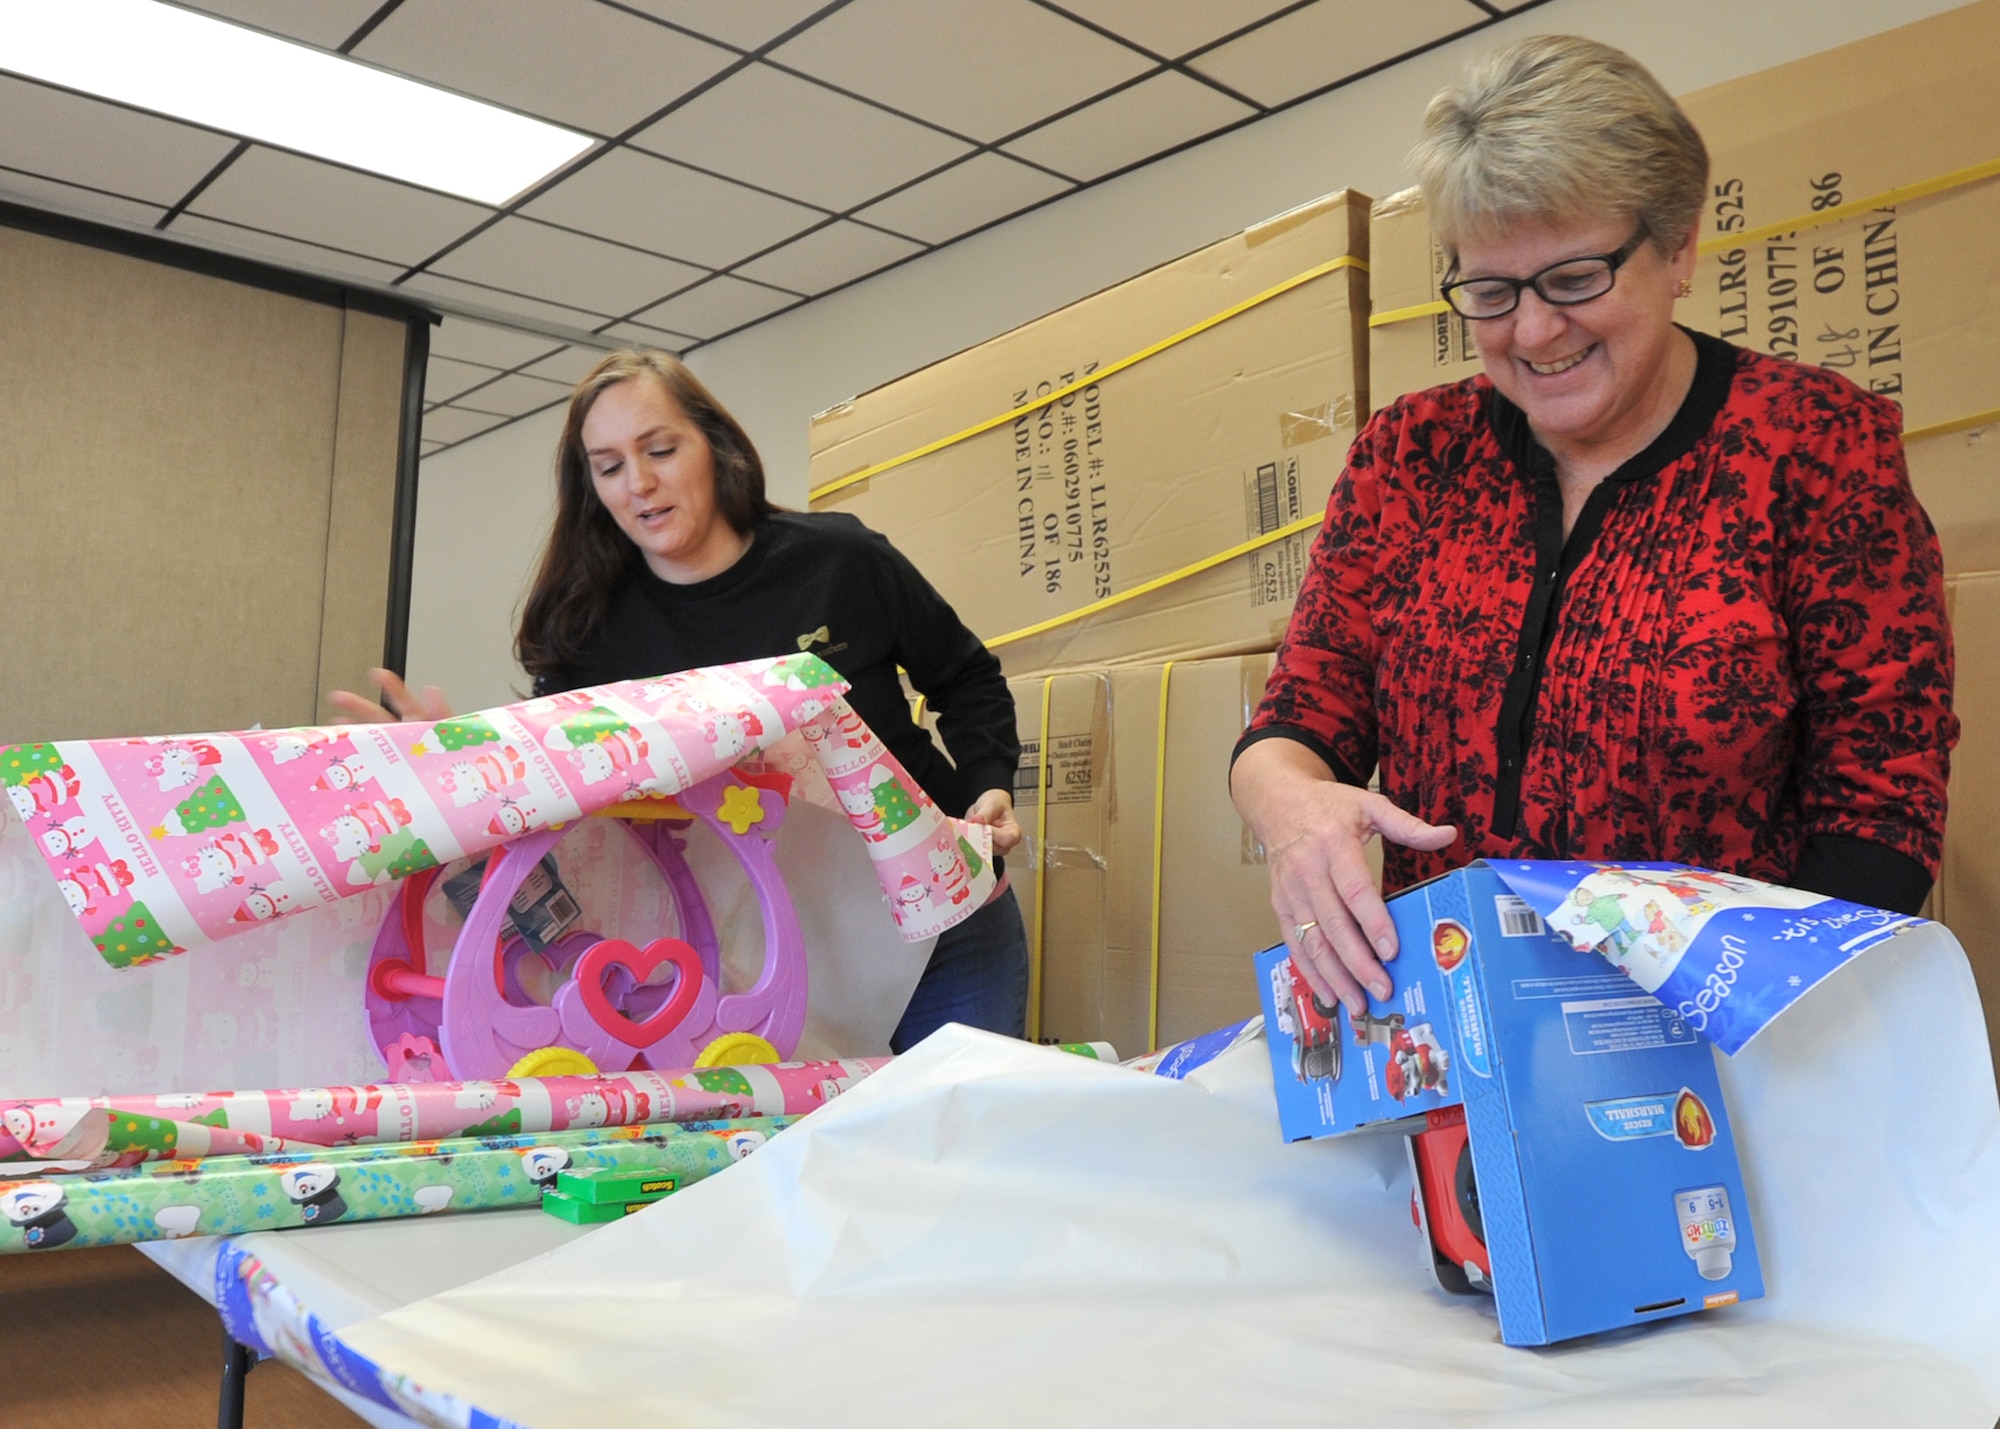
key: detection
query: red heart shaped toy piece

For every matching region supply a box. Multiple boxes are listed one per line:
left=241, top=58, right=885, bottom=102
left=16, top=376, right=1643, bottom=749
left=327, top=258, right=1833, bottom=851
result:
left=573, top=937, right=706, bottom=1048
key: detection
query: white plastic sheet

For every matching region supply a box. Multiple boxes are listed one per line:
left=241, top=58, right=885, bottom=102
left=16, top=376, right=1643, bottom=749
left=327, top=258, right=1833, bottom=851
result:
left=337, top=924, right=2000, bottom=1428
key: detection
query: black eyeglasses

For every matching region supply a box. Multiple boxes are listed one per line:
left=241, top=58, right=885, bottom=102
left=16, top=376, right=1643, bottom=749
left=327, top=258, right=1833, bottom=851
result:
left=1438, top=227, right=1650, bottom=320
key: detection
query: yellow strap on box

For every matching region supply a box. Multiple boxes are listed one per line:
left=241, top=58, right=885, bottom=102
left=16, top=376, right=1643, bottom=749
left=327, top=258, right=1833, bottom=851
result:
left=1367, top=154, right=2000, bottom=330
left=1147, top=661, right=1174, bottom=1054
left=1905, top=405, right=2000, bottom=445
left=985, top=512, right=1321, bottom=652
left=1368, top=298, right=1450, bottom=328
left=1028, top=676, right=1053, bottom=1045
left=808, top=254, right=1368, bottom=505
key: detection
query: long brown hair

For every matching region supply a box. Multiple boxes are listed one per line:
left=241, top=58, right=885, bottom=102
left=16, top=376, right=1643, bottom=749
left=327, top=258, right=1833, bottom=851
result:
left=515, top=350, right=775, bottom=685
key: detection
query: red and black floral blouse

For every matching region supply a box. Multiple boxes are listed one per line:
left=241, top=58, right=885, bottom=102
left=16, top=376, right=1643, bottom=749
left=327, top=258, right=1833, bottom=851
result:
left=1236, top=330, right=1957, bottom=912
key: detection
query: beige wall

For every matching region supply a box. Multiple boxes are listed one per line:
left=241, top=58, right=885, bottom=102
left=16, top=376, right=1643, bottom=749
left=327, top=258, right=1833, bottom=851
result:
left=0, top=224, right=412, bottom=741
left=404, top=405, right=564, bottom=714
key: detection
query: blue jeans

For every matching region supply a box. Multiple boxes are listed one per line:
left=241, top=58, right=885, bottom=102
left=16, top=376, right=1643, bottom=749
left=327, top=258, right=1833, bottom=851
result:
left=890, top=885, right=1030, bottom=1052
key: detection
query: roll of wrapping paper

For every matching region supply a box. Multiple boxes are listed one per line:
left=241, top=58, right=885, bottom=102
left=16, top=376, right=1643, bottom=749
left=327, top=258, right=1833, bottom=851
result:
left=0, top=1117, right=794, bottom=1252
left=0, top=651, right=994, bottom=964
left=0, top=1057, right=888, bottom=1169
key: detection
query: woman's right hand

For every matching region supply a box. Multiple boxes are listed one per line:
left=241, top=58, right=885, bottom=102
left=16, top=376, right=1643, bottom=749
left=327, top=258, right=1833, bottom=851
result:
left=1231, top=739, right=1457, bottom=1016
left=327, top=668, right=453, bottom=725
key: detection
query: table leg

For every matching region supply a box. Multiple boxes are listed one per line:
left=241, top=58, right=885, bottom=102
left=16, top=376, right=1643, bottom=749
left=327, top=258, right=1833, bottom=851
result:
left=218, top=1330, right=256, bottom=1429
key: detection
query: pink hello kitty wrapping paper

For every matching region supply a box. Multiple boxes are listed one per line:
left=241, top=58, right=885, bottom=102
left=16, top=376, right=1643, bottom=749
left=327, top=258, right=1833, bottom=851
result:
left=2, top=654, right=994, bottom=970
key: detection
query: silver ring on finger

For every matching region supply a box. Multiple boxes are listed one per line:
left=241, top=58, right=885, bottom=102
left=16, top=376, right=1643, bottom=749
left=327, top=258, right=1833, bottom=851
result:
left=1293, top=920, right=1318, bottom=942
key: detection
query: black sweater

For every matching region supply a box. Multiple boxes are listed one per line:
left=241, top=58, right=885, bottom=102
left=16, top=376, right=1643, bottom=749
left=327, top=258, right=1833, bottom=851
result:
left=537, top=511, right=1019, bottom=819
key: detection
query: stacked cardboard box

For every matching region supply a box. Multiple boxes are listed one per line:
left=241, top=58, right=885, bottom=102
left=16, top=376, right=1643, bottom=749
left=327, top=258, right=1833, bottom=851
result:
left=830, top=195, right=1376, bottom=1050
left=1365, top=1, right=2000, bottom=1066
left=993, top=653, right=1388, bottom=1051
left=810, top=191, right=1369, bottom=678
left=1006, top=655, right=1266, bottom=1052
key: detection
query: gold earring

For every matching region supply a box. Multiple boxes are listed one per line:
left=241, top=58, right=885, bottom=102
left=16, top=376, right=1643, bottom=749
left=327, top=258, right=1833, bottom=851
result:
left=1676, top=279, right=1694, bottom=298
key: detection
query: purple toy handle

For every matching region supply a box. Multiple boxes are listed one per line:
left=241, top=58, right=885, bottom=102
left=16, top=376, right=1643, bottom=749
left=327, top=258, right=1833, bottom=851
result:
left=678, top=773, right=807, bottom=1056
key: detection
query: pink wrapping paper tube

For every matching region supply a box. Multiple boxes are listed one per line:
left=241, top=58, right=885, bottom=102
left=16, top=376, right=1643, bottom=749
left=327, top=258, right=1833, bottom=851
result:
left=2, top=653, right=994, bottom=964
left=0, top=1057, right=889, bottom=1167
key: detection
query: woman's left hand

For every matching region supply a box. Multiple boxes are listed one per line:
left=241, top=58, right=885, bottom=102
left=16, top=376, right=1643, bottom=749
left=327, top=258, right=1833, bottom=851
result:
left=328, top=668, right=453, bottom=726
left=964, top=788, right=1022, bottom=857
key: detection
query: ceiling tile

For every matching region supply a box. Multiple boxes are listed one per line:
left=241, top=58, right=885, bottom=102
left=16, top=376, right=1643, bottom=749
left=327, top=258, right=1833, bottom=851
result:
left=1002, top=70, right=1254, bottom=182
left=520, top=346, right=617, bottom=384
left=522, top=146, right=822, bottom=270
left=450, top=371, right=575, bottom=418
left=599, top=322, right=691, bottom=351
left=422, top=439, right=448, bottom=456
left=176, top=0, right=383, bottom=48
left=1190, top=0, right=1482, bottom=108
left=429, top=217, right=707, bottom=319
left=400, top=270, right=621, bottom=332
left=353, top=0, right=735, bottom=136
left=734, top=220, right=923, bottom=295
left=424, top=354, right=506, bottom=404
left=0, top=169, right=165, bottom=229
left=164, top=213, right=408, bottom=284
left=854, top=152, right=1071, bottom=245
left=770, top=0, right=1154, bottom=143
left=630, top=275, right=800, bottom=340
left=0, top=77, right=239, bottom=207
left=1048, top=1, right=1301, bottom=61
left=614, top=0, right=830, bottom=51
left=422, top=406, right=510, bottom=445
left=429, top=317, right=569, bottom=370
left=187, top=146, right=492, bottom=266
left=631, top=63, right=973, bottom=212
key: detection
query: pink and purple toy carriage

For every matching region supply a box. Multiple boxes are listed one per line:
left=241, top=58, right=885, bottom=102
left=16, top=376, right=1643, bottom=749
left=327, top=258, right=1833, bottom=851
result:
left=364, top=767, right=805, bottom=1082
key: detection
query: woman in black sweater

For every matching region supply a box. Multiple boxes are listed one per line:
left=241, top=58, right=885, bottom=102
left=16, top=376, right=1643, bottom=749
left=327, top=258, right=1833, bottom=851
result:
left=337, top=351, right=1027, bottom=1051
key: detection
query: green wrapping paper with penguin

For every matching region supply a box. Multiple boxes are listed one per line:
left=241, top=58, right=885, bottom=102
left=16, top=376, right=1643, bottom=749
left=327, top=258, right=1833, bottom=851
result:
left=0, top=1116, right=789, bottom=1251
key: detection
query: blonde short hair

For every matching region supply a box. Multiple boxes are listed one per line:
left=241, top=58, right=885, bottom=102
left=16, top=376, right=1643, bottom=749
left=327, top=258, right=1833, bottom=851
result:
left=1412, top=35, right=1708, bottom=255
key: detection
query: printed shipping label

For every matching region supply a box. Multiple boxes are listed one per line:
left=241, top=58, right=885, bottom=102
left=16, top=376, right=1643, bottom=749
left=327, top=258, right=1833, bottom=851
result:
left=1245, top=455, right=1309, bottom=608
left=1010, top=363, right=1109, bottom=605
left=1012, top=735, right=1095, bottom=809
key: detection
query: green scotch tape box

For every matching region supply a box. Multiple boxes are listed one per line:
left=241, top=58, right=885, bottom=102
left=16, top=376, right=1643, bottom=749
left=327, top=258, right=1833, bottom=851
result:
left=541, top=1190, right=653, bottom=1226
left=554, top=1166, right=680, bottom=1206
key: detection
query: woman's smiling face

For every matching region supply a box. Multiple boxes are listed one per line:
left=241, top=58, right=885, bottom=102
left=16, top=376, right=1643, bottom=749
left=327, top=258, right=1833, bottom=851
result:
left=582, top=374, right=742, bottom=583
left=1454, top=214, right=1696, bottom=462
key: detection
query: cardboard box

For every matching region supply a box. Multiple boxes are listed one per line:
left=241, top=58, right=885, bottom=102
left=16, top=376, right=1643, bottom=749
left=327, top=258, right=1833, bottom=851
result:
left=1010, top=653, right=1350, bottom=1053
left=1256, top=862, right=1765, bottom=1345
left=1908, top=423, right=2000, bottom=579
left=1942, top=573, right=2000, bottom=1071
left=809, top=192, right=1370, bottom=675
left=1366, top=185, right=1479, bottom=411
left=1369, top=0, right=2000, bottom=432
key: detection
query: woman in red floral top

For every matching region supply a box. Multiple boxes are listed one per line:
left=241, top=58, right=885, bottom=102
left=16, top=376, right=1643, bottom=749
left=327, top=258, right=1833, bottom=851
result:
left=1230, top=36, right=1957, bottom=1016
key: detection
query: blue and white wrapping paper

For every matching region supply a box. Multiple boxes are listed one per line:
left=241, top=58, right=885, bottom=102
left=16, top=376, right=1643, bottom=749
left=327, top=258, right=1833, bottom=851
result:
left=1490, top=861, right=1924, bottom=1055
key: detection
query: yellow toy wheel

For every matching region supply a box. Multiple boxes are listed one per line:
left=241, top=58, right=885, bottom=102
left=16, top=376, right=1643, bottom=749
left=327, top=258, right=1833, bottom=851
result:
left=693, top=1032, right=781, bottom=1067
left=508, top=1047, right=600, bottom=1078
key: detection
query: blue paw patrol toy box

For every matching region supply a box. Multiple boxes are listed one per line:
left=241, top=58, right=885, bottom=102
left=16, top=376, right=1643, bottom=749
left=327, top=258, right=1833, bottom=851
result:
left=1257, top=860, right=1774, bottom=1346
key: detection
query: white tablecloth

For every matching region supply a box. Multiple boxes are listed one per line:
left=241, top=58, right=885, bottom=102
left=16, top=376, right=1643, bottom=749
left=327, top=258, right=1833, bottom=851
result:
left=306, top=923, right=2000, bottom=1428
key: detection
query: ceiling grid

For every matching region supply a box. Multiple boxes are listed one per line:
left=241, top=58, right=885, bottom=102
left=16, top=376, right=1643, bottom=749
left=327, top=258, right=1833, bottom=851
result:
left=0, top=0, right=1547, bottom=454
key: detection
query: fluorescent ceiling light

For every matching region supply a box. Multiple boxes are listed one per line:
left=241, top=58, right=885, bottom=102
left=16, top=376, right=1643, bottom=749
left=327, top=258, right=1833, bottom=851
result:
left=0, top=0, right=594, bottom=205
